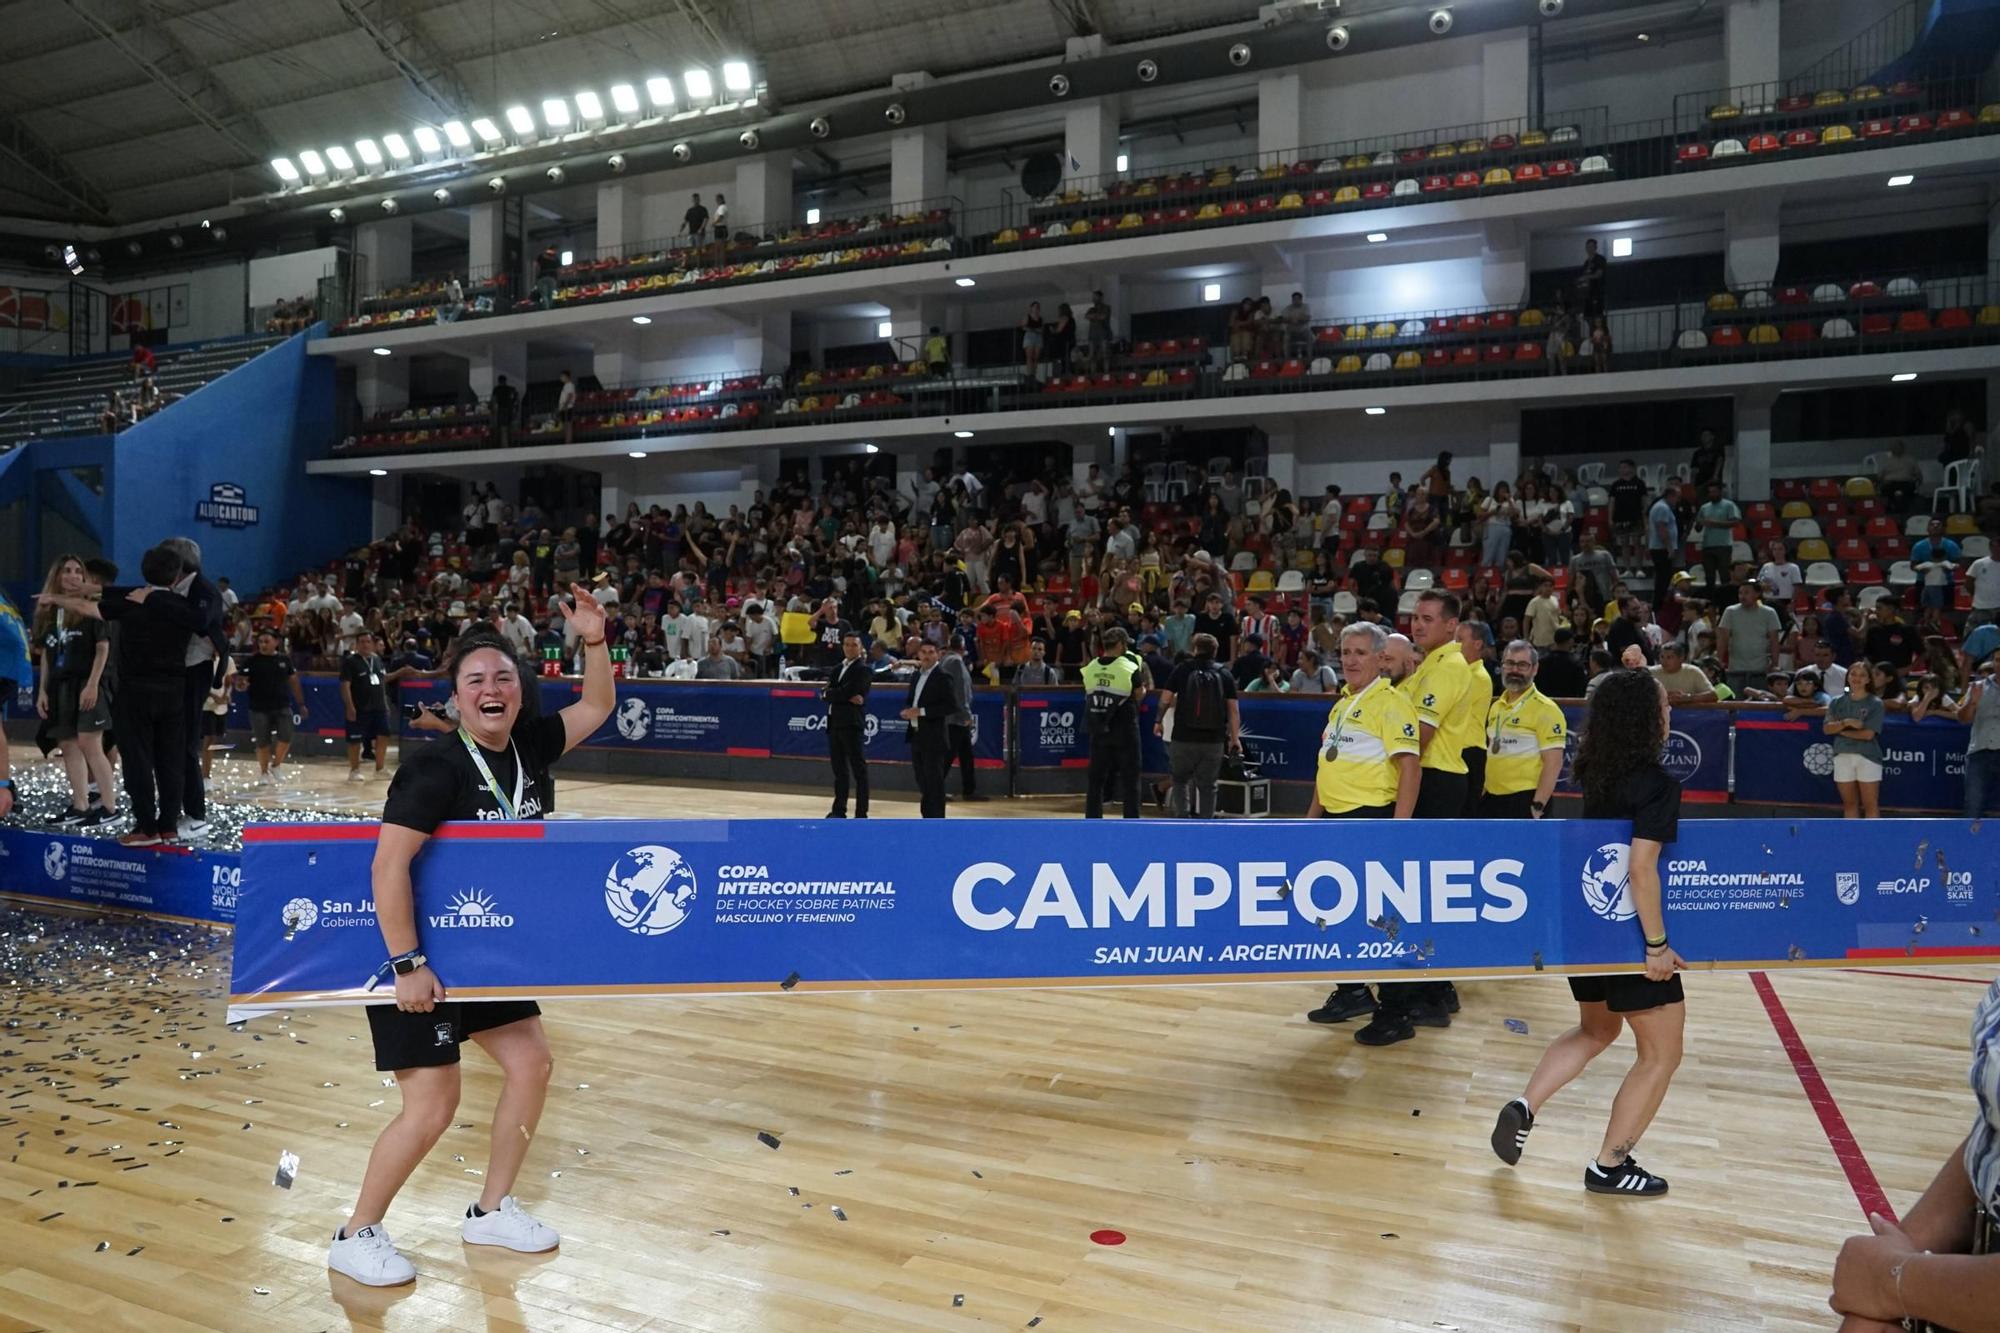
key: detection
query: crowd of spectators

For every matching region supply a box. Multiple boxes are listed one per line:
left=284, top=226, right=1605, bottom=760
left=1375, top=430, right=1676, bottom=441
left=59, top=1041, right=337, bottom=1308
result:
left=263, top=297, right=318, bottom=335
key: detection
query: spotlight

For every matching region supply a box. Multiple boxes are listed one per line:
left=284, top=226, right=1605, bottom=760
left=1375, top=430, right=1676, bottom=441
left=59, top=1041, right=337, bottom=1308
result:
left=368, top=468, right=389, bottom=476
left=488, top=176, right=507, bottom=193
left=432, top=187, right=452, bottom=203
left=955, top=277, right=976, bottom=287
left=609, top=84, right=640, bottom=115
left=541, top=98, right=571, bottom=130
left=884, top=102, right=906, bottom=125
left=505, top=105, right=535, bottom=136
left=470, top=118, right=503, bottom=144
left=371, top=347, right=391, bottom=357
left=574, top=90, right=603, bottom=121
left=1326, top=24, right=1351, bottom=50
left=810, top=115, right=832, bottom=138
left=325, top=145, right=354, bottom=171
left=607, top=153, right=627, bottom=172
left=328, top=206, right=346, bottom=222
left=739, top=129, right=760, bottom=149
left=1537, top=0, right=1563, bottom=14
left=953, top=430, right=974, bottom=439
left=683, top=68, right=714, bottom=100
left=646, top=76, right=675, bottom=108
left=1228, top=42, right=1252, bottom=67
left=722, top=60, right=752, bottom=93
left=1050, top=73, right=1071, bottom=96
left=380, top=198, right=398, bottom=213
left=545, top=165, right=565, bottom=184
left=631, top=315, right=652, bottom=325
left=271, top=156, right=301, bottom=182
left=442, top=120, right=472, bottom=148
left=355, top=138, right=383, bottom=167
left=628, top=451, right=649, bottom=459
left=672, top=142, right=693, bottom=162
left=412, top=126, right=441, bottom=154
left=1428, top=8, right=1453, bottom=34
left=382, top=133, right=411, bottom=160
left=298, top=149, right=327, bottom=176
left=1136, top=58, right=1158, bottom=82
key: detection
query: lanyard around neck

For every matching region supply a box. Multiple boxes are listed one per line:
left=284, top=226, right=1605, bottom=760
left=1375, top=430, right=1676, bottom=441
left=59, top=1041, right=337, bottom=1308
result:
left=456, top=727, right=524, bottom=819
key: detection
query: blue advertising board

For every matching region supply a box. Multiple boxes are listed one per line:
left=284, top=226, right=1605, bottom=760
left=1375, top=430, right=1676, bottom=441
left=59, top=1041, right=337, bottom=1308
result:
left=0, top=824, right=240, bottom=924
left=1734, top=713, right=1968, bottom=812
left=226, top=816, right=1995, bottom=1019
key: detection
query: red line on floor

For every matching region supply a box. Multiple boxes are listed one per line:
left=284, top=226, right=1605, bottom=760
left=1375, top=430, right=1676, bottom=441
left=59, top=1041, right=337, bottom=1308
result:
left=1846, top=968, right=1995, bottom=986
left=1750, top=970, right=1896, bottom=1223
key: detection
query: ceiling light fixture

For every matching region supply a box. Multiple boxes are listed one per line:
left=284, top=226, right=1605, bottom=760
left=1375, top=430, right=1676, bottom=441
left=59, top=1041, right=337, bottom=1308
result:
left=1364, top=406, right=1386, bottom=415
left=631, top=315, right=652, bottom=325
left=722, top=60, right=752, bottom=93
left=354, top=138, right=383, bottom=166
left=1367, top=231, right=1388, bottom=243
left=1887, top=174, right=1914, bottom=187
left=954, top=430, right=974, bottom=438
left=1116, top=152, right=1129, bottom=172
left=368, top=468, right=389, bottom=476
left=574, top=90, right=603, bottom=120
left=954, top=276, right=976, bottom=287
left=470, top=118, right=503, bottom=144
left=804, top=207, right=821, bottom=225
left=877, top=320, right=894, bottom=338
left=298, top=149, right=326, bottom=176
left=370, top=347, right=391, bottom=357
left=542, top=98, right=571, bottom=129
left=628, top=451, right=649, bottom=459
left=1891, top=372, right=1918, bottom=382
left=442, top=120, right=472, bottom=148
left=646, top=76, right=675, bottom=108
left=1611, top=236, right=1633, bottom=257
left=382, top=133, right=411, bottom=160
left=413, top=125, right=442, bottom=154
left=683, top=68, right=714, bottom=100
left=609, top=83, right=640, bottom=115
left=325, top=145, right=354, bottom=171
left=270, top=157, right=300, bottom=182
left=505, top=105, right=536, bottom=135
left=1202, top=282, right=1221, bottom=302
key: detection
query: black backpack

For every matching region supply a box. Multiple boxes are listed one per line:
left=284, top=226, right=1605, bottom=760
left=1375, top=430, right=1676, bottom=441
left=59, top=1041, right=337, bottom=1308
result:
left=1178, top=662, right=1228, bottom=735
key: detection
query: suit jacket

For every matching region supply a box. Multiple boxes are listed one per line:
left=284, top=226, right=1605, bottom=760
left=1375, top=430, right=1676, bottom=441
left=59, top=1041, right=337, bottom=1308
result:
left=905, top=667, right=958, bottom=748
left=938, top=653, right=974, bottom=726
left=824, top=657, right=873, bottom=728
left=185, top=572, right=231, bottom=685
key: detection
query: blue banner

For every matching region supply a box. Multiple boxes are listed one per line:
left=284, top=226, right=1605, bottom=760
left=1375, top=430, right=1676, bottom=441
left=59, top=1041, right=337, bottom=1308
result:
left=226, top=817, right=1996, bottom=1018
left=1734, top=713, right=1968, bottom=812
left=0, top=824, right=240, bottom=924
left=1557, top=704, right=1731, bottom=803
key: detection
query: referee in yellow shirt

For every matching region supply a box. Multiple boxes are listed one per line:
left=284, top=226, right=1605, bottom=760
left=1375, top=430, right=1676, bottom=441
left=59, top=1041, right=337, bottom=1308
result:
left=1480, top=639, right=1567, bottom=819
left=1304, top=622, right=1419, bottom=1027
left=1456, top=620, right=1496, bottom=814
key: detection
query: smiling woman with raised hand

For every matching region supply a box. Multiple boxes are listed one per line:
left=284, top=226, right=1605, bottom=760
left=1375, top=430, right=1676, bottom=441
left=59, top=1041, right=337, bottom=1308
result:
left=327, top=583, right=612, bottom=1289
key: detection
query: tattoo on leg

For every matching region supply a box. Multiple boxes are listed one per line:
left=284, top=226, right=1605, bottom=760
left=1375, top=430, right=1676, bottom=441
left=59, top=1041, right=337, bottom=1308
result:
left=1607, top=1139, right=1634, bottom=1162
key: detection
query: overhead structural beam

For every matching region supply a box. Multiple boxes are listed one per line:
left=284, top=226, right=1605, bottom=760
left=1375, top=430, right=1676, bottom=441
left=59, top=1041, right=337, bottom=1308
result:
left=667, top=0, right=734, bottom=56
left=0, top=115, right=116, bottom=222
left=1050, top=0, right=1105, bottom=39
left=59, top=0, right=274, bottom=164
left=333, top=0, right=476, bottom=121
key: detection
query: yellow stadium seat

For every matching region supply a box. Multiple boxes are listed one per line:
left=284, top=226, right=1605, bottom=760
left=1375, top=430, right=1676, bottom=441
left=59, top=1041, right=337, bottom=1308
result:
left=1748, top=323, right=1780, bottom=344
left=1981, top=104, right=2000, bottom=125
left=1196, top=203, right=1223, bottom=219
left=1519, top=308, right=1544, bottom=326
left=995, top=228, right=1019, bottom=244
left=1344, top=153, right=1372, bottom=169
left=1843, top=476, right=1876, bottom=498
left=1335, top=355, right=1362, bottom=373
left=1344, top=324, right=1369, bottom=341
left=1821, top=124, right=1855, bottom=144
left=1393, top=350, right=1422, bottom=369
left=1246, top=569, right=1276, bottom=593
left=1334, top=185, right=1361, bottom=203
left=1519, top=129, right=1549, bottom=147
left=1947, top=514, right=1979, bottom=536
left=1707, top=292, right=1739, bottom=312
left=1371, top=322, right=1398, bottom=339
left=1278, top=192, right=1304, bottom=209
left=1814, top=89, right=1848, bottom=107
left=1780, top=500, right=1813, bottom=519
left=1796, top=539, right=1832, bottom=562
left=1482, top=167, right=1512, bottom=186
left=1382, top=547, right=1406, bottom=569
left=1977, top=305, right=2000, bottom=326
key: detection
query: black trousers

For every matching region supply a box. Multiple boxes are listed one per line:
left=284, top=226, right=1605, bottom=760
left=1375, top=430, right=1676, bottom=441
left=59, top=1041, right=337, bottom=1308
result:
left=115, top=677, right=185, bottom=837
left=181, top=661, right=213, bottom=820
left=1459, top=748, right=1486, bottom=816
left=912, top=733, right=949, bottom=818
left=1651, top=549, right=1677, bottom=605
left=828, top=723, right=868, bottom=816
left=1085, top=730, right=1141, bottom=819
left=1480, top=790, right=1536, bottom=819
left=1376, top=766, right=1468, bottom=1016
left=948, top=722, right=977, bottom=796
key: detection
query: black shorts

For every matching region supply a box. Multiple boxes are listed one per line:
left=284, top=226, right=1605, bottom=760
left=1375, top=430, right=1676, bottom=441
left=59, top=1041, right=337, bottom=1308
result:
left=201, top=711, right=227, bottom=737
left=365, top=1000, right=542, bottom=1071
left=1480, top=790, right=1537, bottom=819
left=1567, top=973, right=1685, bottom=1013
left=1320, top=803, right=1393, bottom=818
left=345, top=708, right=389, bottom=743
left=1413, top=768, right=1468, bottom=819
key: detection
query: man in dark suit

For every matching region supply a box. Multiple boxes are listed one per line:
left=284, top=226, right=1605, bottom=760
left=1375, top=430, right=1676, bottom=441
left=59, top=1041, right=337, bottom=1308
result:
left=901, top=639, right=955, bottom=818
left=163, top=536, right=230, bottom=839
left=824, top=630, right=873, bottom=818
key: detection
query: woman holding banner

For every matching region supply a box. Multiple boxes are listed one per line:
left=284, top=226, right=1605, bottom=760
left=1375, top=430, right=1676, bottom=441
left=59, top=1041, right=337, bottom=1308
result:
left=327, top=585, right=612, bottom=1288
left=1490, top=668, right=1688, bottom=1198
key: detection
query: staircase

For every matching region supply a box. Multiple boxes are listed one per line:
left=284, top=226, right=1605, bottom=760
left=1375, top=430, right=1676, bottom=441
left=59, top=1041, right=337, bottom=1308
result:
left=0, top=333, right=293, bottom=451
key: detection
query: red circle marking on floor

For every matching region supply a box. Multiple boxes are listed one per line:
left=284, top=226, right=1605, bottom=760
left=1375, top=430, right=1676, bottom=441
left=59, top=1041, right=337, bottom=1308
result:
left=1090, top=1229, right=1126, bottom=1246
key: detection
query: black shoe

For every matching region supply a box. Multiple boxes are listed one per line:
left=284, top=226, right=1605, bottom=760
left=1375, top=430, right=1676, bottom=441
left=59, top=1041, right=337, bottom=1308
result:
left=1354, top=1014, right=1416, bottom=1046
left=824, top=810, right=847, bottom=819
left=1409, top=1000, right=1452, bottom=1029
left=1443, top=982, right=1461, bottom=1014
left=1584, top=1156, right=1668, bottom=1197
left=1491, top=1099, right=1534, bottom=1166
left=54, top=808, right=90, bottom=826
left=1306, top=985, right=1377, bottom=1024
left=78, top=807, right=114, bottom=827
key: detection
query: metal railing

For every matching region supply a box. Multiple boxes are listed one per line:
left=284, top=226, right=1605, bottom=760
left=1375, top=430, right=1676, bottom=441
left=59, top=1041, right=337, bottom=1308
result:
left=1672, top=58, right=1987, bottom=136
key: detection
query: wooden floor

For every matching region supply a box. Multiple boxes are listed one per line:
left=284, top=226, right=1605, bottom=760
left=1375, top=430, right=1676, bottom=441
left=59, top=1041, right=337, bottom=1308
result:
left=0, top=751, right=1989, bottom=1331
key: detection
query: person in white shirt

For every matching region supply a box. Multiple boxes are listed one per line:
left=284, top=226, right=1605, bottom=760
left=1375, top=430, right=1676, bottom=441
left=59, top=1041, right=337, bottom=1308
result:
left=556, top=370, right=577, bottom=443
left=484, top=488, right=506, bottom=530
left=663, top=653, right=698, bottom=680
left=1811, top=640, right=1847, bottom=695
left=498, top=606, right=535, bottom=656
left=868, top=519, right=897, bottom=568
left=1105, top=517, right=1137, bottom=563
left=1756, top=539, right=1803, bottom=627
left=216, top=577, right=238, bottom=609
left=1968, top=553, right=2000, bottom=629
left=336, top=602, right=366, bottom=652
left=1077, top=464, right=1105, bottom=514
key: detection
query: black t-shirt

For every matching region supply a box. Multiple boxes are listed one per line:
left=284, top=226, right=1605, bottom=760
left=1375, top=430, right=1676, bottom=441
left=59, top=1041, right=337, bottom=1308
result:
left=1608, top=477, right=1646, bottom=524
left=685, top=203, right=709, bottom=234
left=243, top=652, right=295, bottom=711
left=1192, top=611, right=1236, bottom=660
left=341, top=651, right=389, bottom=713
left=383, top=713, right=567, bottom=831
left=41, top=613, right=107, bottom=682
left=1606, top=617, right=1649, bottom=664
left=1864, top=622, right=1915, bottom=669
left=1581, top=762, right=1680, bottom=844
left=1164, top=657, right=1238, bottom=741
left=343, top=556, right=368, bottom=600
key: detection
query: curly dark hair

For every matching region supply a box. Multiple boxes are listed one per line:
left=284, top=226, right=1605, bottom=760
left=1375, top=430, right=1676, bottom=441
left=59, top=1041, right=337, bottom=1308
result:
left=442, top=626, right=525, bottom=684
left=1572, top=668, right=1664, bottom=809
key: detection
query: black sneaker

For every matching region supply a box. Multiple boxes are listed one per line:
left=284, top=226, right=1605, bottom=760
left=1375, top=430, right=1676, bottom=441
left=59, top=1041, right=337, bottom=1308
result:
left=1584, top=1156, right=1668, bottom=1197
left=1306, top=985, right=1376, bottom=1024
left=1409, top=998, right=1452, bottom=1029
left=1490, top=1099, right=1534, bottom=1166
left=1443, top=982, right=1461, bottom=1014
left=54, top=808, right=90, bottom=826
left=78, top=807, right=114, bottom=827
left=1354, top=1014, right=1416, bottom=1046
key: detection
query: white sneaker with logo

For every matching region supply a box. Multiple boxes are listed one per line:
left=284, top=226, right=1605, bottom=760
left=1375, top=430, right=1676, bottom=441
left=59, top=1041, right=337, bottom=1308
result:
left=461, top=1196, right=559, bottom=1252
left=327, top=1223, right=417, bottom=1286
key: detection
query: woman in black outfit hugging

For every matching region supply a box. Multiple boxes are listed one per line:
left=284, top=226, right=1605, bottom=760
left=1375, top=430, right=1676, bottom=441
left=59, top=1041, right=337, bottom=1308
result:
left=327, top=586, right=612, bottom=1287
left=1490, top=667, right=1689, bottom=1197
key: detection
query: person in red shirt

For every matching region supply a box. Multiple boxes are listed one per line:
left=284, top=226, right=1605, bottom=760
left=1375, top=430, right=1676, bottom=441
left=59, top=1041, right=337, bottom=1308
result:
left=129, top=341, right=156, bottom=380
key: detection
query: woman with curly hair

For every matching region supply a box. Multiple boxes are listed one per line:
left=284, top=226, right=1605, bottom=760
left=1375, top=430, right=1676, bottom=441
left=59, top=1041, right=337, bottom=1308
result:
left=1490, top=667, right=1688, bottom=1198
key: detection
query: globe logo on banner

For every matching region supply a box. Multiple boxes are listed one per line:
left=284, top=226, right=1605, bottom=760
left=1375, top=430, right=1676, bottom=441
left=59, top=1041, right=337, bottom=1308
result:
left=604, top=845, right=698, bottom=936
left=43, top=843, right=66, bottom=882
left=1802, top=742, right=1836, bottom=777
left=1580, top=843, right=1636, bottom=922
left=615, top=697, right=651, bottom=741
left=1661, top=729, right=1702, bottom=783
left=281, top=897, right=318, bottom=935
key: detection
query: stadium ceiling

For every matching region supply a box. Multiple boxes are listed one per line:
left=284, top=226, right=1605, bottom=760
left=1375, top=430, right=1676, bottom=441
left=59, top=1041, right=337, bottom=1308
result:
left=0, top=0, right=1285, bottom=226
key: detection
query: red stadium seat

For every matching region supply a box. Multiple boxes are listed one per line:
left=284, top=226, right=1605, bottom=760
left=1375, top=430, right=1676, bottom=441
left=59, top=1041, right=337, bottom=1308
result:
left=1938, top=307, right=1972, bottom=330
left=1897, top=310, right=1933, bottom=333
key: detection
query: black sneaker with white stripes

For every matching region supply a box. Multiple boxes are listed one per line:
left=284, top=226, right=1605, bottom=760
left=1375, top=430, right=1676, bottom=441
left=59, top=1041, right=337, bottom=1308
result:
left=1490, top=1098, right=1533, bottom=1166
left=1584, top=1156, right=1668, bottom=1197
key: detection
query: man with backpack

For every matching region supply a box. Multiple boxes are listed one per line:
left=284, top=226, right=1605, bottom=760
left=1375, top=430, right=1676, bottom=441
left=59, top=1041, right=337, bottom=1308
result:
left=1081, top=627, right=1149, bottom=819
left=1155, top=631, right=1240, bottom=818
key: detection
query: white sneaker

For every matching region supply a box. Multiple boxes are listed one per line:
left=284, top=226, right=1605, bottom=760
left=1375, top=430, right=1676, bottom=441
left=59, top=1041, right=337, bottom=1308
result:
left=346, top=769, right=367, bottom=782
left=461, top=1196, right=559, bottom=1252
left=176, top=818, right=212, bottom=840
left=327, top=1223, right=416, bottom=1286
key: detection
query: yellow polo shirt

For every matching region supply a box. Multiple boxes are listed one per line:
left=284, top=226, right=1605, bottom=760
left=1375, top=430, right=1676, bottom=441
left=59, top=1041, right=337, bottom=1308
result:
left=1314, top=677, right=1420, bottom=813
left=1459, top=654, right=1494, bottom=754
left=1484, top=685, right=1568, bottom=795
left=1399, top=641, right=1470, bottom=774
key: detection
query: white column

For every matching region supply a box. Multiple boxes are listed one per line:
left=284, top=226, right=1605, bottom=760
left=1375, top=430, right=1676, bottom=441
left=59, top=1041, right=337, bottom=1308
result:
left=1064, top=97, right=1119, bottom=184
left=1724, top=0, right=1782, bottom=92
left=732, top=310, right=792, bottom=374
left=1735, top=388, right=1776, bottom=501
left=596, top=180, right=644, bottom=256
left=1724, top=199, right=1781, bottom=290
left=1487, top=410, right=1521, bottom=489
left=468, top=202, right=505, bottom=282
left=1257, top=71, right=1304, bottom=157
left=889, top=74, right=948, bottom=207
left=888, top=296, right=944, bottom=365
left=734, top=154, right=794, bottom=239
left=1481, top=29, right=1532, bottom=126
left=370, top=473, right=400, bottom=540
left=466, top=341, right=528, bottom=402
left=354, top=217, right=411, bottom=295
left=358, top=355, right=409, bottom=418
left=593, top=330, right=643, bottom=389
left=1262, top=419, right=1298, bottom=498
left=1481, top=220, right=1529, bottom=308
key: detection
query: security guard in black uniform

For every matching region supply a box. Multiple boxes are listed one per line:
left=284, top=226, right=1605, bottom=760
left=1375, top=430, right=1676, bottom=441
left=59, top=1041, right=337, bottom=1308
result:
left=1081, top=626, right=1148, bottom=819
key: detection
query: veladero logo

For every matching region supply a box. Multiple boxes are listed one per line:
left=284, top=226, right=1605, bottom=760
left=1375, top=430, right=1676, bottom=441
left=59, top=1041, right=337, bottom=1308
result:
left=429, top=888, right=514, bottom=929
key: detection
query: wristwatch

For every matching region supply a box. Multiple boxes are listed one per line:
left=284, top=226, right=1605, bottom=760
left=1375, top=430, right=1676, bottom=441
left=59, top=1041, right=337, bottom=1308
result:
left=1530, top=799, right=1546, bottom=815
left=390, top=952, right=427, bottom=976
